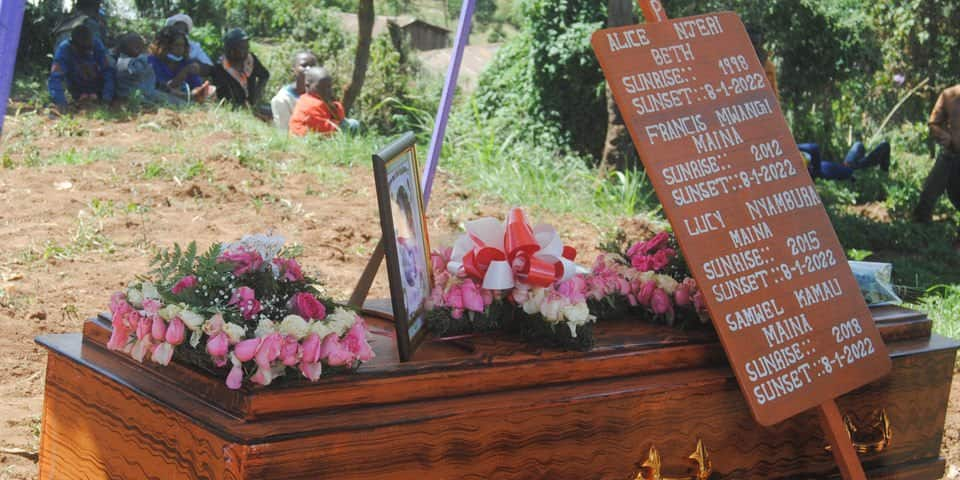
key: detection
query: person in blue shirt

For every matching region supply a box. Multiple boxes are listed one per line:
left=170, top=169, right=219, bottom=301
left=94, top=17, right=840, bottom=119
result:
left=148, top=26, right=209, bottom=102
left=798, top=140, right=891, bottom=181
left=114, top=32, right=184, bottom=107
left=48, top=25, right=115, bottom=115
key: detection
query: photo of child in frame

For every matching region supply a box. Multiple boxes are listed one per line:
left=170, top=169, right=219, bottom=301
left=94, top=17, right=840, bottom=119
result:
left=386, top=151, right=431, bottom=340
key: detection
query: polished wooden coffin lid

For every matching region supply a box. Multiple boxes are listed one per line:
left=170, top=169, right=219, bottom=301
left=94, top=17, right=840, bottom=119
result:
left=41, top=304, right=939, bottom=431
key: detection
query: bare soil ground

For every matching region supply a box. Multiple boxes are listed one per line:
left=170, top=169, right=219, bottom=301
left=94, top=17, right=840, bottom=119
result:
left=0, top=109, right=957, bottom=479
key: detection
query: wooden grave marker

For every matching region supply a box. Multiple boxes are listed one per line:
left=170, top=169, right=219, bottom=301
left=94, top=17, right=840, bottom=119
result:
left=592, top=8, right=890, bottom=480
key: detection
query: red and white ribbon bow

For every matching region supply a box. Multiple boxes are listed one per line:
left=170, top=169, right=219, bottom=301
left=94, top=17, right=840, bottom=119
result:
left=447, top=208, right=581, bottom=290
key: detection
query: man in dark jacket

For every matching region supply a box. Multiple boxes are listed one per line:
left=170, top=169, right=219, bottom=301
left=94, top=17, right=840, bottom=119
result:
left=210, top=29, right=270, bottom=112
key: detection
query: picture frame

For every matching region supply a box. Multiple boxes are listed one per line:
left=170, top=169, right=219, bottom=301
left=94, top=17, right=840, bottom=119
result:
left=372, top=132, right=433, bottom=362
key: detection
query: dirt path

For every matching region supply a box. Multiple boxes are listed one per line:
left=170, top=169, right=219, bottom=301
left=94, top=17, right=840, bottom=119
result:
left=0, top=110, right=958, bottom=479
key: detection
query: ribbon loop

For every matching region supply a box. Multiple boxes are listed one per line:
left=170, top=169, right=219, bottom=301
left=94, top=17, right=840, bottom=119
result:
left=446, top=208, right=584, bottom=290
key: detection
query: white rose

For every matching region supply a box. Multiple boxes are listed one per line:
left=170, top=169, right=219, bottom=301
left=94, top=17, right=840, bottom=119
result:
left=179, top=310, right=205, bottom=330
left=540, top=298, right=565, bottom=322
left=141, top=282, right=160, bottom=300
left=126, top=287, right=144, bottom=308
left=254, top=319, right=277, bottom=338
left=158, top=304, right=182, bottom=321
left=636, top=270, right=655, bottom=283
left=280, top=315, right=310, bottom=339
left=562, top=302, right=593, bottom=325
left=522, top=288, right=546, bottom=315
left=223, top=323, right=246, bottom=344
left=656, top=275, right=679, bottom=294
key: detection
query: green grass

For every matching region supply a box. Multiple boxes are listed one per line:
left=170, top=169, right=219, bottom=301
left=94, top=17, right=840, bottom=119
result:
left=913, top=284, right=960, bottom=342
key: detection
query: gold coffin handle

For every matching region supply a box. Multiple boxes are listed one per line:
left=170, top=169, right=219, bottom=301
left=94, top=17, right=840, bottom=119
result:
left=825, top=409, right=892, bottom=454
left=635, top=439, right=712, bottom=480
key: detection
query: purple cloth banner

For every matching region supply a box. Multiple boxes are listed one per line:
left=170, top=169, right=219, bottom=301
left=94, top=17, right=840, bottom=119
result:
left=421, top=0, right=475, bottom=209
left=0, top=0, right=26, bottom=136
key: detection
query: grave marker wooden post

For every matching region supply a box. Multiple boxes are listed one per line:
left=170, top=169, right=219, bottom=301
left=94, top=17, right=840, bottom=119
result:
left=593, top=6, right=889, bottom=479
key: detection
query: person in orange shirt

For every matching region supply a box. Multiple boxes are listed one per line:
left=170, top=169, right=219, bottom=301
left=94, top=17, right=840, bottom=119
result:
left=289, top=67, right=359, bottom=137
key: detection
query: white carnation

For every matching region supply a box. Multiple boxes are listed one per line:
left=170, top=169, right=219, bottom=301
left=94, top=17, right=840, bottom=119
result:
left=254, top=319, right=278, bottom=338
left=178, top=310, right=205, bottom=330
left=158, top=304, right=182, bottom=321
left=141, top=282, right=160, bottom=300
left=126, top=287, right=144, bottom=308
left=656, top=275, right=679, bottom=294
left=326, top=307, right=358, bottom=337
left=223, top=323, right=245, bottom=344
left=280, top=315, right=310, bottom=339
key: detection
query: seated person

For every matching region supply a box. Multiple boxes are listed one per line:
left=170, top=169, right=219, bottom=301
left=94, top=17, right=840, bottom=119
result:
left=148, top=26, right=211, bottom=102
left=289, top=67, right=359, bottom=136
left=210, top=28, right=270, bottom=111
left=48, top=25, right=115, bottom=114
left=798, top=140, right=891, bottom=180
left=114, top=32, right=184, bottom=106
left=165, top=14, right=213, bottom=76
left=271, top=51, right=319, bottom=131
left=52, top=0, right=108, bottom=46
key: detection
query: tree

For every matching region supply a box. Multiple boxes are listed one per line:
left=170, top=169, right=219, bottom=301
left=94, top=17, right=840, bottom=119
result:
left=601, top=0, right=638, bottom=170
left=342, top=0, right=373, bottom=114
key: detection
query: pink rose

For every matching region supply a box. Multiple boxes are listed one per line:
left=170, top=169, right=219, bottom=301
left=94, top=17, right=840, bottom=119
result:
left=233, top=338, right=262, bottom=362
left=342, top=320, right=375, bottom=362
left=250, top=366, right=276, bottom=386
left=674, top=284, right=692, bottom=307
left=229, top=286, right=262, bottom=320
left=651, top=288, right=673, bottom=315
left=693, top=291, right=707, bottom=312
left=299, top=333, right=323, bottom=381
left=136, top=316, right=152, bottom=340
left=637, top=280, right=657, bottom=306
left=288, top=292, right=326, bottom=320
left=165, top=317, right=186, bottom=345
left=280, top=335, right=300, bottom=366
left=206, top=332, right=229, bottom=357
left=318, top=333, right=354, bottom=367
left=171, top=275, right=198, bottom=294
left=226, top=363, right=244, bottom=390
left=142, top=298, right=162, bottom=317
left=273, top=258, right=304, bottom=282
left=108, top=300, right=135, bottom=351
left=151, top=316, right=167, bottom=341
left=461, top=281, right=485, bottom=313
left=255, top=333, right=283, bottom=371
left=217, top=248, right=264, bottom=276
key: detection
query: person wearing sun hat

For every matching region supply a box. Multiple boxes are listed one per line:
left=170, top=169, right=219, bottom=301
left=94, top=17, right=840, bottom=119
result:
left=165, top=13, right=213, bottom=75
left=210, top=28, right=271, bottom=115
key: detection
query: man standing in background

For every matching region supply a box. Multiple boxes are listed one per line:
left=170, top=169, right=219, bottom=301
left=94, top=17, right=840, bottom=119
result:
left=914, top=84, right=960, bottom=248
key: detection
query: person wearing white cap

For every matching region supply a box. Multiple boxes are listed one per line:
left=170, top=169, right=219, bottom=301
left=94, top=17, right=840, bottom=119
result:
left=165, top=13, right=213, bottom=76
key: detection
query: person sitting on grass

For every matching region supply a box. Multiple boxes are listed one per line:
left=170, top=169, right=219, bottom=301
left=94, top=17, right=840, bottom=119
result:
left=288, top=66, right=359, bottom=137
left=165, top=13, right=214, bottom=76
left=114, top=32, right=184, bottom=107
left=270, top=51, right=319, bottom=131
left=798, top=140, right=891, bottom=181
left=48, top=25, right=115, bottom=115
left=210, top=28, right=270, bottom=115
left=148, top=26, right=211, bottom=103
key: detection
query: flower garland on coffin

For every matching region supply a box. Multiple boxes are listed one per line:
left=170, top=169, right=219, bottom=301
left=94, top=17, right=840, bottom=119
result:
left=586, top=231, right=710, bottom=328
left=106, top=234, right=374, bottom=390
left=426, top=208, right=597, bottom=350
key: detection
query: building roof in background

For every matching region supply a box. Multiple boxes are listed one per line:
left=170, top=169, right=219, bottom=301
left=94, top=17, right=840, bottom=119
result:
left=334, top=12, right=451, bottom=37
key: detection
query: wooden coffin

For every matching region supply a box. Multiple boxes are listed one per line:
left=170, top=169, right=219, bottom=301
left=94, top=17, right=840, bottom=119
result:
left=37, top=305, right=957, bottom=479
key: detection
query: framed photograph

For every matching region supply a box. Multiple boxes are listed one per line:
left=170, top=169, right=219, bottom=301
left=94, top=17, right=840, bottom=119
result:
left=372, top=132, right=433, bottom=362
